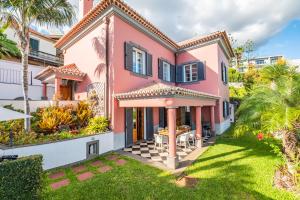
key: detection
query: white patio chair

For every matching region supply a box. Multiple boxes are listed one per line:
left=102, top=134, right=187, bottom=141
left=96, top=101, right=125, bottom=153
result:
left=154, top=134, right=168, bottom=151
left=177, top=132, right=190, bottom=149
left=189, top=130, right=196, bottom=146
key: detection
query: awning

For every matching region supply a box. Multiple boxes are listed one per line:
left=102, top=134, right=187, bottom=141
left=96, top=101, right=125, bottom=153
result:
left=35, top=63, right=86, bottom=82
left=0, top=107, right=32, bottom=121
left=114, top=82, right=219, bottom=108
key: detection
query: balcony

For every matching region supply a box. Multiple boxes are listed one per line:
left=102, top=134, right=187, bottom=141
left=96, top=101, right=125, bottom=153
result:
left=29, top=50, right=63, bottom=66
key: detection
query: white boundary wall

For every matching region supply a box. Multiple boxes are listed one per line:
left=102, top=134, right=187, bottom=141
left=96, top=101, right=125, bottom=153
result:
left=0, top=100, right=78, bottom=111
left=215, top=118, right=231, bottom=135
left=0, top=132, right=114, bottom=170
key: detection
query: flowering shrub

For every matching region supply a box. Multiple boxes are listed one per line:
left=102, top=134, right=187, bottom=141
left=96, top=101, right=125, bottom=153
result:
left=257, top=132, right=264, bottom=141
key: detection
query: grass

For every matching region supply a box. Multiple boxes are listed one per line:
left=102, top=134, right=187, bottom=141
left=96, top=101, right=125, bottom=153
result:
left=43, top=127, right=298, bottom=200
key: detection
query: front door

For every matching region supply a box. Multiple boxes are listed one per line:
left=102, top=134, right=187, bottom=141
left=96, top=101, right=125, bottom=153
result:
left=133, top=108, right=144, bottom=143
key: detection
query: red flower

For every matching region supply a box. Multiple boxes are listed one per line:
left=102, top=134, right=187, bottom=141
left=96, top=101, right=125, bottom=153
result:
left=257, top=132, right=264, bottom=141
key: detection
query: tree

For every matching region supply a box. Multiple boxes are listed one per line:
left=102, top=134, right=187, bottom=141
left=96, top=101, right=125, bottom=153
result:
left=243, top=39, right=255, bottom=62
left=235, top=63, right=300, bottom=181
left=0, top=0, right=75, bottom=131
left=0, top=26, right=20, bottom=58
left=243, top=64, right=261, bottom=92
left=228, top=68, right=244, bottom=83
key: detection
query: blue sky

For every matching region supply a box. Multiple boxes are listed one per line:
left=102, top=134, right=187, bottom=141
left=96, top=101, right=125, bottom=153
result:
left=256, top=20, right=300, bottom=59
left=40, top=0, right=300, bottom=60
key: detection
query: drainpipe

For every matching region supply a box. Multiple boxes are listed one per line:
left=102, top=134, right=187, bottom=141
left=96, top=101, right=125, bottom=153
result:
left=105, top=17, right=110, bottom=119
left=174, top=52, right=178, bottom=86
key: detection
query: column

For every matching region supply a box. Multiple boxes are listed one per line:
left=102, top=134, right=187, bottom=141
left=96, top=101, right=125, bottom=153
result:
left=167, top=107, right=178, bottom=169
left=54, top=77, right=62, bottom=100
left=42, top=83, right=48, bottom=100
left=210, top=106, right=216, bottom=136
left=195, top=106, right=202, bottom=148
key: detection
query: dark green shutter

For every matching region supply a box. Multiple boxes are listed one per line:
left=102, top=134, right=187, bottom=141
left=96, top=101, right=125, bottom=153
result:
left=125, top=108, right=133, bottom=147
left=146, top=108, right=154, bottom=140
left=159, top=107, right=165, bottom=128
left=30, top=38, right=39, bottom=51
left=124, top=42, right=133, bottom=71
left=146, top=53, right=152, bottom=76
left=176, top=65, right=184, bottom=83
left=197, top=61, right=205, bottom=81
left=225, top=66, right=228, bottom=84
left=223, top=101, right=226, bottom=118
left=221, top=62, right=224, bottom=82
left=158, top=59, right=163, bottom=80
left=170, top=64, right=175, bottom=82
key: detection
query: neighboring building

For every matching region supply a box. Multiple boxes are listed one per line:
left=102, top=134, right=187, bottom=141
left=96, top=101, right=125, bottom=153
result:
left=0, top=28, right=63, bottom=100
left=234, top=55, right=284, bottom=73
left=288, top=59, right=300, bottom=72
left=35, top=0, right=234, bottom=169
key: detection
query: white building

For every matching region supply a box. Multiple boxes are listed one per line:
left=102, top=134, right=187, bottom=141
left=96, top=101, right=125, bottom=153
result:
left=234, top=55, right=284, bottom=73
left=0, top=28, right=63, bottom=100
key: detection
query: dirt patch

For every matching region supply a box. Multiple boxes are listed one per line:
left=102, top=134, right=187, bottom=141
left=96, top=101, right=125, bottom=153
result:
left=175, top=175, right=199, bottom=188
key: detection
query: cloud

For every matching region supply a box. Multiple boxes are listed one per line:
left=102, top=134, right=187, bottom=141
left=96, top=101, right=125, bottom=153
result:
left=40, top=0, right=300, bottom=48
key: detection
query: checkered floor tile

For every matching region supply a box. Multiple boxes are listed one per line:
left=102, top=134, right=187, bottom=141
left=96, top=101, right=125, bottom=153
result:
left=123, top=140, right=197, bottom=164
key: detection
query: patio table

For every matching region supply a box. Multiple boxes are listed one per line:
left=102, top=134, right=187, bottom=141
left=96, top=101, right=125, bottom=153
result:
left=158, top=127, right=191, bottom=137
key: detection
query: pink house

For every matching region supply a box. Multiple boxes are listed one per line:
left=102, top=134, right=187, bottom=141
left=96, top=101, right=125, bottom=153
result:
left=36, top=0, right=234, bottom=169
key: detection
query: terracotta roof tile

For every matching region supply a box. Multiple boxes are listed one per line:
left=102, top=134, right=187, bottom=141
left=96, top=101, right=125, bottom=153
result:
left=35, top=64, right=86, bottom=81
left=55, top=0, right=234, bottom=57
left=114, top=82, right=220, bottom=100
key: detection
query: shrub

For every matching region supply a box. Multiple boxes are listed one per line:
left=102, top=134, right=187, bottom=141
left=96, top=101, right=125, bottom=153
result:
left=86, top=116, right=109, bottom=134
left=38, top=106, right=73, bottom=134
left=75, top=101, right=93, bottom=127
left=0, top=155, right=43, bottom=200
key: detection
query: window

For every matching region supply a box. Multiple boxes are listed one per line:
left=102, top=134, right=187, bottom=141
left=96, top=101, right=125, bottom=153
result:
left=256, top=59, right=265, bottom=65
left=223, top=101, right=230, bottom=118
left=221, top=62, right=228, bottom=84
left=271, top=58, right=278, bottom=64
left=29, top=38, right=39, bottom=51
left=132, top=47, right=146, bottom=75
left=184, top=63, right=198, bottom=82
left=162, top=61, right=171, bottom=81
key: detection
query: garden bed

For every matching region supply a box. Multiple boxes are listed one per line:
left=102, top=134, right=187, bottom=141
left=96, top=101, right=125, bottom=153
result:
left=0, top=102, right=109, bottom=146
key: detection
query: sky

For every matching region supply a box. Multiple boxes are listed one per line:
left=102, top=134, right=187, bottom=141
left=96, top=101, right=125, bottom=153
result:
left=40, top=0, right=300, bottom=59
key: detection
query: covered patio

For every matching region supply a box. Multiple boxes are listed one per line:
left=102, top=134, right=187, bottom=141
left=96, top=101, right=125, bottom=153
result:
left=114, top=82, right=219, bottom=169
left=35, top=64, right=86, bottom=100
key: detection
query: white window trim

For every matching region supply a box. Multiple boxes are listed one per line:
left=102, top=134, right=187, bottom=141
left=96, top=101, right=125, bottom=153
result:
left=162, top=61, right=171, bottom=81
left=183, top=63, right=198, bottom=82
left=132, top=47, right=146, bottom=75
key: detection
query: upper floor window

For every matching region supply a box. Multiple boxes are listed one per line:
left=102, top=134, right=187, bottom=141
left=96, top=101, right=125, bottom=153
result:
left=30, top=38, right=39, bottom=51
left=132, top=47, right=146, bottom=75
left=162, top=61, right=171, bottom=81
left=221, top=62, right=228, bottom=84
left=183, top=63, right=198, bottom=82
left=124, top=42, right=152, bottom=77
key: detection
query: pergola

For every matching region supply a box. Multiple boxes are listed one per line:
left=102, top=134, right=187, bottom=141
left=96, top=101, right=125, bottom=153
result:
left=115, top=82, right=219, bottom=169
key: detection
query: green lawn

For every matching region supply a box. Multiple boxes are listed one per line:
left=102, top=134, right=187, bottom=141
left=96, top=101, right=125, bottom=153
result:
left=43, top=128, right=298, bottom=200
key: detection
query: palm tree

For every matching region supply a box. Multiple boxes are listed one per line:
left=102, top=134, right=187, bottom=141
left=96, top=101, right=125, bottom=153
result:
left=235, top=63, right=300, bottom=167
left=0, top=0, right=75, bottom=131
left=233, top=46, right=244, bottom=68
left=0, top=26, right=20, bottom=58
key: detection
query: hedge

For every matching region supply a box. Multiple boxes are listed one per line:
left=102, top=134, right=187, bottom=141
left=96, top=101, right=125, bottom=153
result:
left=0, top=155, right=43, bottom=200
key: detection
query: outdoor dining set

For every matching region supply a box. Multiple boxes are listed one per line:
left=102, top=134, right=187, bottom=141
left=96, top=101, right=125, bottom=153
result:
left=154, top=125, right=211, bottom=151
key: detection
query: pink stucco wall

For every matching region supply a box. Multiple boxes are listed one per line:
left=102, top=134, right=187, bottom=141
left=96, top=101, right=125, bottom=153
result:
left=177, top=43, right=229, bottom=123
left=64, top=16, right=115, bottom=100
left=110, top=15, right=175, bottom=133
left=63, top=13, right=230, bottom=134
